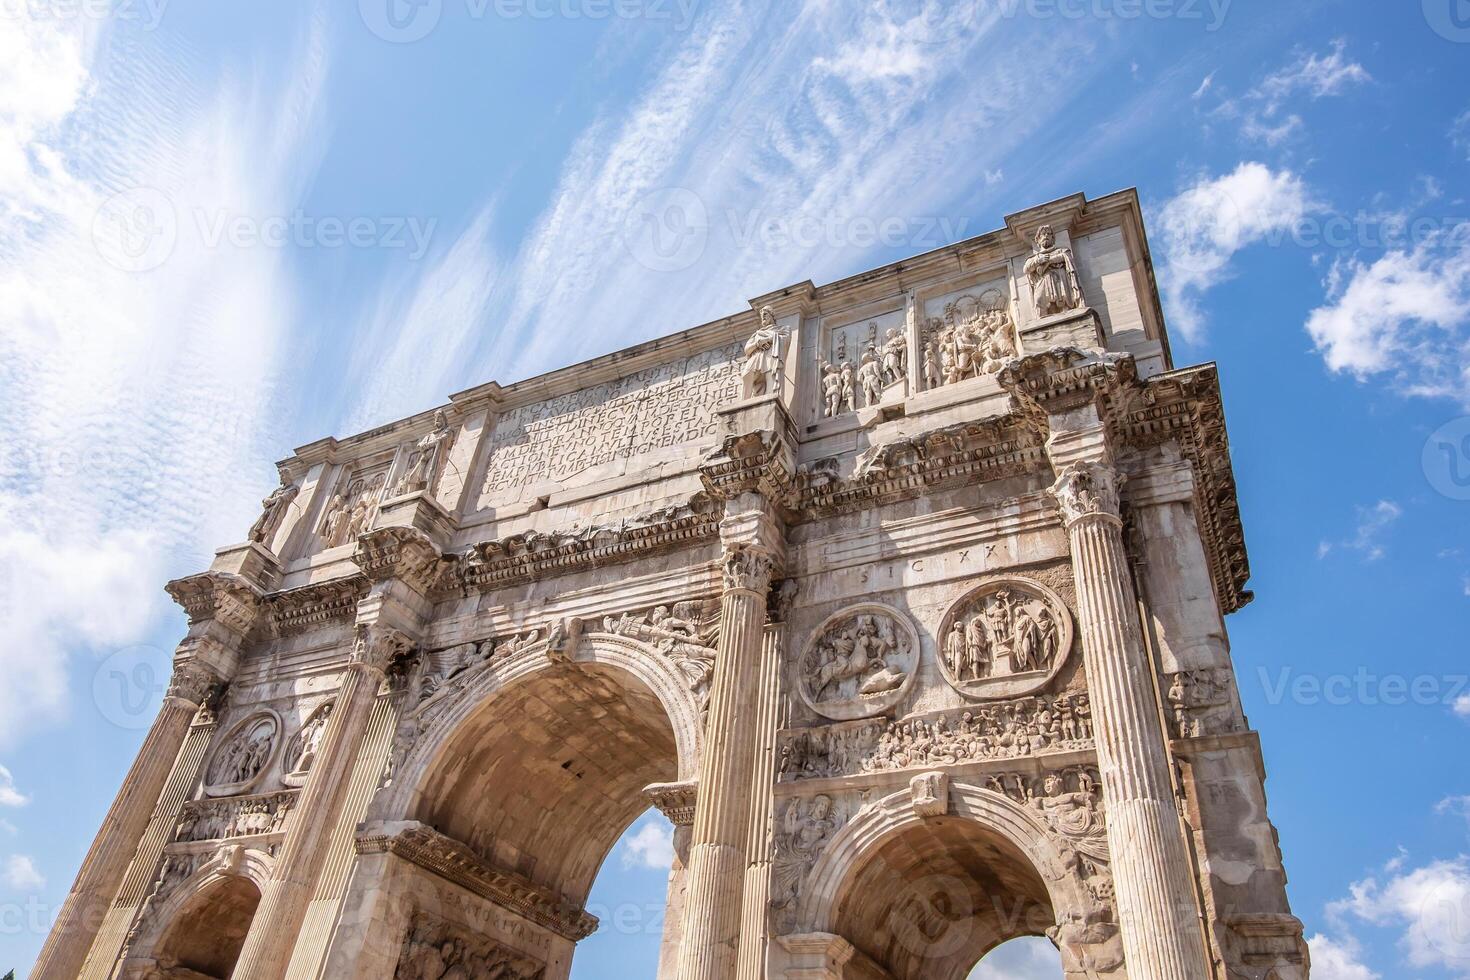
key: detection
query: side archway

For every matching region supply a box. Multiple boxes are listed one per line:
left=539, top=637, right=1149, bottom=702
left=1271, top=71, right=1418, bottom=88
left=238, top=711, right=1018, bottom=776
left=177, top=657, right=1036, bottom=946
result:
left=794, top=781, right=1099, bottom=980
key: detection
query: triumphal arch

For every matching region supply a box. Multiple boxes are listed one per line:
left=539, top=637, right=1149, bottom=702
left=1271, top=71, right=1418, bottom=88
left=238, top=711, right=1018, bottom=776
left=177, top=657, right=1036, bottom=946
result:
left=39, top=190, right=1309, bottom=980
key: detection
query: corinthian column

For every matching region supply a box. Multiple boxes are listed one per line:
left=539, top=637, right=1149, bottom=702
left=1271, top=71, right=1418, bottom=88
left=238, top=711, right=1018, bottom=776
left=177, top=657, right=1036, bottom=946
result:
left=33, top=663, right=220, bottom=980
left=1051, top=460, right=1210, bottom=980
left=676, top=530, right=778, bottom=980
left=231, top=622, right=411, bottom=980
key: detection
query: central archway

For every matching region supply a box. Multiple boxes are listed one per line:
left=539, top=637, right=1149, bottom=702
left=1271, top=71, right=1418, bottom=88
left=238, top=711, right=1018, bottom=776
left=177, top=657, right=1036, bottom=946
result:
left=359, top=631, right=705, bottom=978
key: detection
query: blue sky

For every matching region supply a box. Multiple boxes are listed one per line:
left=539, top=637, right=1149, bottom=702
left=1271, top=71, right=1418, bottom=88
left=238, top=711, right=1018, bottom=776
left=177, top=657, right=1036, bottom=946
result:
left=1, top=0, right=1469, bottom=976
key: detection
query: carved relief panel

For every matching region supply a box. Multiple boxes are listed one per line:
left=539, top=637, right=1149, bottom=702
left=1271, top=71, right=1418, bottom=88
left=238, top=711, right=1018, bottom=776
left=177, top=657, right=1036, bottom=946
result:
left=281, top=701, right=333, bottom=788
left=796, top=603, right=919, bottom=720
left=817, top=309, right=906, bottom=419
left=937, top=578, right=1073, bottom=700
left=317, top=457, right=393, bottom=550
left=203, top=710, right=282, bottom=797
left=919, top=282, right=1018, bottom=391
left=394, top=911, right=544, bottom=980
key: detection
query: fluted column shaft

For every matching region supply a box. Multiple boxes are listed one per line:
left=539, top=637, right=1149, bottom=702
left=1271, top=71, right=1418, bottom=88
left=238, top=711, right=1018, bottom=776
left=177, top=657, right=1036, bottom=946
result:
left=734, top=622, right=786, bottom=980
left=32, top=670, right=215, bottom=980
left=232, top=626, right=405, bottom=980
left=677, top=547, right=773, bottom=980
left=1053, top=462, right=1210, bottom=980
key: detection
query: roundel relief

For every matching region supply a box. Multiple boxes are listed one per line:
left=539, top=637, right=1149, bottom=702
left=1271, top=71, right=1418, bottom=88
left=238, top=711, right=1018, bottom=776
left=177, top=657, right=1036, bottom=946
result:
left=798, top=604, right=920, bottom=720
left=203, top=710, right=282, bottom=797
left=937, top=578, right=1073, bottom=700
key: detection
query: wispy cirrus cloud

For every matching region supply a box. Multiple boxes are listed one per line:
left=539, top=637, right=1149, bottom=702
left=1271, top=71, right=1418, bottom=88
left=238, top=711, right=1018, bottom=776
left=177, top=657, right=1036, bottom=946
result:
left=0, top=9, right=331, bottom=744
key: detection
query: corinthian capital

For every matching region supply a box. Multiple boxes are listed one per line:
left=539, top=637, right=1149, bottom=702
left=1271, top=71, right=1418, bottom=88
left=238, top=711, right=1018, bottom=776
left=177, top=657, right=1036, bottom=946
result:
left=166, top=661, right=223, bottom=708
left=352, top=623, right=415, bottom=674
left=722, top=544, right=775, bottom=594
left=1049, top=461, right=1123, bottom=527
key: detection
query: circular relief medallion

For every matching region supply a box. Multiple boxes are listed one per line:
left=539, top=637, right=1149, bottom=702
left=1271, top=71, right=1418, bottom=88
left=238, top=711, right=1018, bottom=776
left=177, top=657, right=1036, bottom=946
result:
left=203, top=710, right=282, bottom=797
left=937, top=578, right=1074, bottom=700
left=797, top=603, right=920, bottom=721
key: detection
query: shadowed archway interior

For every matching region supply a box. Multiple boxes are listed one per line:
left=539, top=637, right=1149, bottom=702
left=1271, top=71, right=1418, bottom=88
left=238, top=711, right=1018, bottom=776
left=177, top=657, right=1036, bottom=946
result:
left=831, top=816, right=1057, bottom=980
left=150, top=875, right=261, bottom=979
left=411, top=661, right=682, bottom=909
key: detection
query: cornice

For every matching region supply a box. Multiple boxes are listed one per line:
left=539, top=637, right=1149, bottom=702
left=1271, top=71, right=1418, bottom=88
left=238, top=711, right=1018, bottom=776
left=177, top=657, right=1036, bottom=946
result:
left=264, top=574, right=369, bottom=637
left=357, top=823, right=598, bottom=941
left=1110, top=363, right=1252, bottom=614
left=699, top=428, right=799, bottom=506
left=354, top=525, right=443, bottom=595
left=437, top=492, right=721, bottom=598
left=164, top=571, right=264, bottom=635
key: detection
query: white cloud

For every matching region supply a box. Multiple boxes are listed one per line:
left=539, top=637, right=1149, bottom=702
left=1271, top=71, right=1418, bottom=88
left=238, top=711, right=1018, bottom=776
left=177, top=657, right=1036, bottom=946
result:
left=1453, top=695, right=1470, bottom=720
left=2, top=855, right=44, bottom=891
left=1192, top=72, right=1216, bottom=100
left=1307, top=932, right=1379, bottom=980
left=1210, top=40, right=1369, bottom=145
left=1438, top=797, right=1470, bottom=829
left=621, top=819, right=674, bottom=870
left=1156, top=162, right=1317, bottom=341
left=1334, top=857, right=1470, bottom=975
left=1342, top=500, right=1401, bottom=562
left=1304, top=237, right=1470, bottom=401
left=0, top=767, right=29, bottom=809
left=0, top=10, right=330, bottom=743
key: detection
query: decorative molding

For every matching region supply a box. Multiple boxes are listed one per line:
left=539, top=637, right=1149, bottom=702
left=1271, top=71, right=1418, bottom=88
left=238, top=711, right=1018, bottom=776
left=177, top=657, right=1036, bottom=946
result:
left=355, top=525, right=443, bottom=594
left=265, top=574, right=368, bottom=636
left=357, top=823, right=598, bottom=942
left=164, top=570, right=263, bottom=635
left=699, top=427, right=797, bottom=505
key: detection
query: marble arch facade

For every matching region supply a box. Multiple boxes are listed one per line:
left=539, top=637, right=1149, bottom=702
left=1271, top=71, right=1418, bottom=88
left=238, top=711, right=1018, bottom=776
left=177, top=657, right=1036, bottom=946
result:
left=42, top=190, right=1308, bottom=980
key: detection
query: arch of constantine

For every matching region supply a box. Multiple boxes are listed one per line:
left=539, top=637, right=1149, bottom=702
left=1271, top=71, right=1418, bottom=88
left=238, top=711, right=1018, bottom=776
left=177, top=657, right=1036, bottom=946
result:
left=38, top=190, right=1309, bottom=980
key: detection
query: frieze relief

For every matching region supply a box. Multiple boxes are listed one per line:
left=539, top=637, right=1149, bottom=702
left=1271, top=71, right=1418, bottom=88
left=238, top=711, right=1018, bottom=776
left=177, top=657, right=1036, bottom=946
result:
left=819, top=313, right=907, bottom=418
left=174, top=790, right=296, bottom=842
left=394, top=912, right=544, bottom=980
left=937, top=578, right=1074, bottom=700
left=479, top=342, right=741, bottom=498
left=796, top=604, right=919, bottom=721
left=920, top=287, right=1018, bottom=392
left=777, top=693, right=1093, bottom=782
left=202, top=710, right=282, bottom=798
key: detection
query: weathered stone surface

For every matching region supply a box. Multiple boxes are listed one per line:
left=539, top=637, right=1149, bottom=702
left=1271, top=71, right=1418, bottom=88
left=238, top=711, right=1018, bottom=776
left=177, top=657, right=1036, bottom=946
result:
left=51, top=190, right=1304, bottom=980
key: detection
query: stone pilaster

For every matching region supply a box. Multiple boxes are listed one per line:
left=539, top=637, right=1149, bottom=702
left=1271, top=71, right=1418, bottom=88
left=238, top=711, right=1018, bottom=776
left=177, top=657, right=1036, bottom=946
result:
left=35, top=570, right=263, bottom=980
left=1050, top=459, right=1211, bottom=980
left=734, top=618, right=790, bottom=980
left=232, top=526, right=436, bottom=980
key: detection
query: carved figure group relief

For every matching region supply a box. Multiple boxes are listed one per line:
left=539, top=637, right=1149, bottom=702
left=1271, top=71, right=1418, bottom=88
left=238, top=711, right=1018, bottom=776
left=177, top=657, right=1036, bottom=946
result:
left=1023, top=224, right=1084, bottom=319
left=394, top=913, right=544, bottom=980
left=247, top=474, right=298, bottom=547
left=203, top=711, right=282, bottom=797
left=281, top=701, right=334, bottom=788
left=602, top=600, right=720, bottom=705
left=777, top=693, right=1093, bottom=782
left=819, top=316, right=905, bottom=418
left=938, top=579, right=1074, bottom=700
left=797, top=604, right=919, bottom=721
left=395, top=410, right=454, bottom=497
left=175, top=791, right=296, bottom=842
left=1165, top=667, right=1243, bottom=739
left=320, top=466, right=389, bottom=549
left=479, top=342, right=741, bottom=497
left=742, top=307, right=788, bottom=399
left=920, top=287, right=1017, bottom=391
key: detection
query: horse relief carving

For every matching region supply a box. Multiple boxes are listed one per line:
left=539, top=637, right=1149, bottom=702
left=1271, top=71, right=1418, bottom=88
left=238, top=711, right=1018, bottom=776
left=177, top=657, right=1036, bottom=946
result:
left=938, top=578, right=1074, bottom=700
left=203, top=711, right=281, bottom=797
left=797, top=604, right=919, bottom=720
